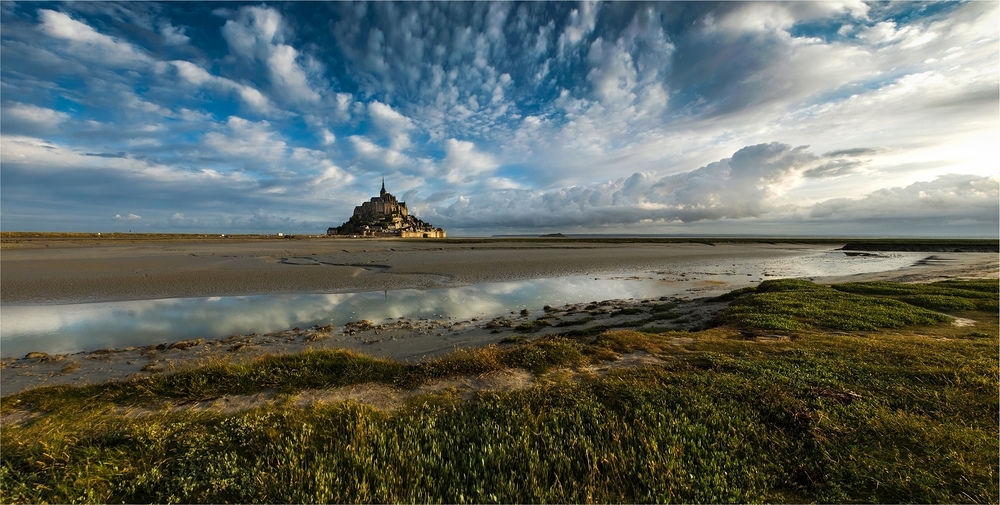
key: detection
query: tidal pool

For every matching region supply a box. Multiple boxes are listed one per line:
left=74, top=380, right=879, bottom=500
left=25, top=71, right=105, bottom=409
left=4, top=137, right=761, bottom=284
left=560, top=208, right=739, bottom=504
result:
left=0, top=249, right=926, bottom=357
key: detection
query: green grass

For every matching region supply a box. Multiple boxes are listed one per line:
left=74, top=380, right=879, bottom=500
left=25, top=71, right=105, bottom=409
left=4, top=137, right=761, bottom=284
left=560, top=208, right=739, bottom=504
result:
left=720, top=279, right=957, bottom=331
left=833, top=279, right=999, bottom=312
left=833, top=279, right=997, bottom=297
left=2, top=280, right=997, bottom=503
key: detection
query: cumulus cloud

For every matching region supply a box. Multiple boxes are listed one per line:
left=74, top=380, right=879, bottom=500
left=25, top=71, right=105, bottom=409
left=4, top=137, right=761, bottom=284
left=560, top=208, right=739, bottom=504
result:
left=421, top=143, right=820, bottom=228
left=368, top=101, right=414, bottom=149
left=441, top=139, right=499, bottom=184
left=220, top=6, right=321, bottom=105
left=113, top=213, right=142, bottom=221
left=809, top=174, right=999, bottom=222
left=421, top=143, right=998, bottom=232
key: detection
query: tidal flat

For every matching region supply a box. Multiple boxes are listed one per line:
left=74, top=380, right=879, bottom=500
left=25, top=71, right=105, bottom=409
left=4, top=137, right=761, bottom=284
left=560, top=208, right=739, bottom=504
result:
left=0, top=237, right=997, bottom=503
left=2, top=235, right=995, bottom=304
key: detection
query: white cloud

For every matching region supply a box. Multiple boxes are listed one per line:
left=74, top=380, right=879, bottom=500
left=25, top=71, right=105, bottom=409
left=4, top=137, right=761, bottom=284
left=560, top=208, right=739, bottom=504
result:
left=441, top=138, right=499, bottom=184
left=713, top=1, right=869, bottom=34
left=220, top=6, right=321, bottom=104
left=858, top=21, right=903, bottom=44
left=1, top=102, right=69, bottom=134
left=203, top=116, right=288, bottom=162
left=171, top=59, right=214, bottom=86
left=423, top=143, right=836, bottom=228
left=172, top=60, right=279, bottom=115
left=122, top=94, right=172, bottom=116
left=320, top=128, right=336, bottom=146
left=114, top=213, right=142, bottom=221
left=178, top=108, right=214, bottom=122
left=809, top=174, right=998, bottom=222
left=587, top=37, right=638, bottom=110
left=159, top=21, right=190, bottom=46
left=265, top=44, right=320, bottom=103
left=348, top=135, right=414, bottom=170
left=37, top=9, right=152, bottom=67
left=334, top=93, right=354, bottom=122
left=368, top=101, right=414, bottom=149
left=0, top=135, right=252, bottom=185
left=558, top=1, right=598, bottom=53
left=419, top=142, right=998, bottom=232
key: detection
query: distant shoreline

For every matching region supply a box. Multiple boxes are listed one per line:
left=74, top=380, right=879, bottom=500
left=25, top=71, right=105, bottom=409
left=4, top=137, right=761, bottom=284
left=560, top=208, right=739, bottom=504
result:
left=839, top=242, right=998, bottom=253
left=2, top=231, right=997, bottom=247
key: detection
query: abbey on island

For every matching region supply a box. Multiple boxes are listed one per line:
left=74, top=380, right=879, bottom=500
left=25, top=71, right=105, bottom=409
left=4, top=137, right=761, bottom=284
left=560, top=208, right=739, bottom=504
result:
left=327, top=179, right=446, bottom=238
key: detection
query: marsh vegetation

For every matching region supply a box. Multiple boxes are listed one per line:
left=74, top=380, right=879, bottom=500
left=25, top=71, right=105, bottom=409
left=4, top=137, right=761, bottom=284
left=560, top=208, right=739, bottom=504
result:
left=1, top=280, right=996, bottom=503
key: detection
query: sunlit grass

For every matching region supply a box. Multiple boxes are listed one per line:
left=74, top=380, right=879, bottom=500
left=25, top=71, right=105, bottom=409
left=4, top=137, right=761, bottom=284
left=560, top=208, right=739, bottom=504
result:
left=716, top=279, right=986, bottom=331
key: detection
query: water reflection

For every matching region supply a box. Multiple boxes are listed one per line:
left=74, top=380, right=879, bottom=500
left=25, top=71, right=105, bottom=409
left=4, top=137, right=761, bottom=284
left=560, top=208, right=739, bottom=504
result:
left=0, top=249, right=925, bottom=357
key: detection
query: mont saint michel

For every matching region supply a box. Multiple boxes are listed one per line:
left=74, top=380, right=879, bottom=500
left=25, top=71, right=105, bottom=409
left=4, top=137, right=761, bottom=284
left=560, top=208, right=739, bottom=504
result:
left=328, top=180, right=446, bottom=238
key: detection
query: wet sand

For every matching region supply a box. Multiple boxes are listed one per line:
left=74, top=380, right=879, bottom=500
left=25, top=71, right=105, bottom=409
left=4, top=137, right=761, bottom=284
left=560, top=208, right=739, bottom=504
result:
left=1, top=237, right=995, bottom=396
left=2, top=238, right=821, bottom=303
left=812, top=253, right=998, bottom=284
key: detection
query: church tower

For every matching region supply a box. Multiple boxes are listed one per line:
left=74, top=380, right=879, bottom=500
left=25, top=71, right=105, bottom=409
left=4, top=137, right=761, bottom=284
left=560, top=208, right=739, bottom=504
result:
left=380, top=177, right=386, bottom=199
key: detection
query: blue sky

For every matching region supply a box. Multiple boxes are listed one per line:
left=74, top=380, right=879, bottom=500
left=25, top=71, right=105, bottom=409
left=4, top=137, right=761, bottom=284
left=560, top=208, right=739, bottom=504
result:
left=1, top=1, right=997, bottom=236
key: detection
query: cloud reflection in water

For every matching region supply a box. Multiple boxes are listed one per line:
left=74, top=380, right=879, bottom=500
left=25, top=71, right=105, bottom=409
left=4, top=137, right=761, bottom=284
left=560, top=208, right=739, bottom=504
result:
left=0, top=250, right=925, bottom=357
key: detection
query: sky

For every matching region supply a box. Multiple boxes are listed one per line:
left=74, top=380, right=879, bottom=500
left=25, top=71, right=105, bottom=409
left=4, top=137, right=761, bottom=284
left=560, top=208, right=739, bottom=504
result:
left=1, top=1, right=997, bottom=237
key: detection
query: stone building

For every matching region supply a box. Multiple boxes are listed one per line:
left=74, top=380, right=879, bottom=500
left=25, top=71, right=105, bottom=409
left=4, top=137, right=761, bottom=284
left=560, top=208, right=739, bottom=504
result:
left=328, top=179, right=447, bottom=238
left=354, top=181, right=408, bottom=219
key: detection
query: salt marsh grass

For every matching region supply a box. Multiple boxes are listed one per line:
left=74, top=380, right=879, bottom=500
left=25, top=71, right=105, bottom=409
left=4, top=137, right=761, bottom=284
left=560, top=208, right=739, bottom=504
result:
left=720, top=279, right=954, bottom=331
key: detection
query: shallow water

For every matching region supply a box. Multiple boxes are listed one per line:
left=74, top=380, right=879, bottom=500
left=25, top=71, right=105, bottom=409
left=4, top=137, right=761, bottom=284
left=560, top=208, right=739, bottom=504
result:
left=0, top=249, right=926, bottom=357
